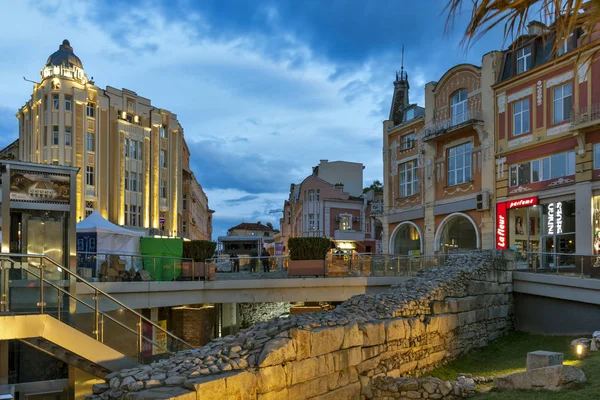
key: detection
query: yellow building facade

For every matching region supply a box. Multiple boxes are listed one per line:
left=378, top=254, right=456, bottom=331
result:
left=17, top=40, right=182, bottom=234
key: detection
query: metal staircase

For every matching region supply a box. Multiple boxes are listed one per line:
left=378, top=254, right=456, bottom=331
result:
left=0, top=253, right=194, bottom=378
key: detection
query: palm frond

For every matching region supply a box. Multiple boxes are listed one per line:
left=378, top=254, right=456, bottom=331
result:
left=445, top=0, right=600, bottom=54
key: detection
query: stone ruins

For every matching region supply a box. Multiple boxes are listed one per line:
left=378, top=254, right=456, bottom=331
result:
left=88, top=250, right=514, bottom=400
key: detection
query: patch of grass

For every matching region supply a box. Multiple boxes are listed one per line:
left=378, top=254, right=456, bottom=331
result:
left=428, top=331, right=600, bottom=399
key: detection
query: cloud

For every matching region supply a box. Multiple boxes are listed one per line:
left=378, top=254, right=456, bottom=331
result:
left=224, top=195, right=260, bottom=205
left=1, top=0, right=506, bottom=239
left=186, top=138, right=303, bottom=194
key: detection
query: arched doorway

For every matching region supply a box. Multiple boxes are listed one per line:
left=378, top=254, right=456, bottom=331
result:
left=390, top=222, right=422, bottom=255
left=436, top=213, right=479, bottom=253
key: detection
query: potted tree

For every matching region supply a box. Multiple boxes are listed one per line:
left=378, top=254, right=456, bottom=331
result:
left=288, top=237, right=331, bottom=277
left=182, top=240, right=217, bottom=280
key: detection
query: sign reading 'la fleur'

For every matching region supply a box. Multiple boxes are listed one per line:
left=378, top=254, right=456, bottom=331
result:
left=496, top=196, right=538, bottom=249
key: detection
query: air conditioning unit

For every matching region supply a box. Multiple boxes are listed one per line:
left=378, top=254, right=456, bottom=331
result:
left=476, top=192, right=490, bottom=211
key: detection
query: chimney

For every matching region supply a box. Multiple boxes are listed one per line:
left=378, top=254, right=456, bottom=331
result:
left=334, top=183, right=344, bottom=191
left=528, top=21, right=548, bottom=36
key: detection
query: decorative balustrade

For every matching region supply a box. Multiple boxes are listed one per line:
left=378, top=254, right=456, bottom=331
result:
left=424, top=109, right=483, bottom=141
left=371, top=202, right=384, bottom=216
left=571, top=103, right=600, bottom=128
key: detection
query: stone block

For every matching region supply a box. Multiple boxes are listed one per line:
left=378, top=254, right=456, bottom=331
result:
left=257, top=365, right=287, bottom=393
left=326, top=367, right=356, bottom=391
left=457, top=310, right=477, bottom=326
left=291, top=329, right=311, bottom=361
left=341, top=323, right=363, bottom=349
left=406, top=317, right=425, bottom=338
left=526, top=351, right=564, bottom=371
left=330, top=347, right=362, bottom=372
left=446, top=297, right=475, bottom=313
left=475, top=308, right=487, bottom=322
left=386, top=319, right=407, bottom=342
left=310, top=326, right=345, bottom=358
left=259, top=337, right=296, bottom=367
left=309, top=381, right=360, bottom=400
left=318, top=353, right=335, bottom=375
left=439, top=314, right=459, bottom=332
left=432, top=301, right=449, bottom=314
left=125, top=387, right=196, bottom=400
left=185, top=374, right=227, bottom=397
left=494, top=365, right=585, bottom=391
left=428, top=350, right=446, bottom=365
left=290, top=357, right=326, bottom=385
left=356, top=355, right=381, bottom=374
left=361, top=345, right=382, bottom=361
left=467, top=281, right=486, bottom=296
left=224, top=371, right=257, bottom=400
left=287, top=375, right=329, bottom=399
left=257, top=388, right=289, bottom=400
left=359, top=375, right=372, bottom=398
left=360, top=322, right=386, bottom=346
left=397, top=361, right=418, bottom=376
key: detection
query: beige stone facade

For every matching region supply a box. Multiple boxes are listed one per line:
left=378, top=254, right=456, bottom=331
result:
left=182, top=140, right=213, bottom=241
left=16, top=40, right=184, bottom=234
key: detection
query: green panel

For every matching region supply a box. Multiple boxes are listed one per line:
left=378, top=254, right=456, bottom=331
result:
left=140, top=238, right=183, bottom=281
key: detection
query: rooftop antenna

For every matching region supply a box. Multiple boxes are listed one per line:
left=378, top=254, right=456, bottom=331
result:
left=396, top=45, right=407, bottom=82
left=401, top=44, right=404, bottom=74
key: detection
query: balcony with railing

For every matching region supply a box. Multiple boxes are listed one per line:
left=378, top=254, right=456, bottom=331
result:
left=334, top=229, right=365, bottom=241
left=423, top=109, right=483, bottom=141
left=571, top=103, right=600, bottom=131
left=371, top=202, right=384, bottom=216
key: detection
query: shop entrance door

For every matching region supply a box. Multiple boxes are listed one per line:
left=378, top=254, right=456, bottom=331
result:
left=9, top=210, right=68, bottom=281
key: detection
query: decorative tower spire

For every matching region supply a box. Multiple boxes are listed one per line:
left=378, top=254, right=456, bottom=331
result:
left=395, top=45, right=408, bottom=83
left=390, top=45, right=410, bottom=125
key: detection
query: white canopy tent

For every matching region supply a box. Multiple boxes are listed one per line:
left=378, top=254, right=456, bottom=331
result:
left=77, top=211, right=144, bottom=273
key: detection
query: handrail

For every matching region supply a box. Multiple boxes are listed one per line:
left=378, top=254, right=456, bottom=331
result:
left=0, top=253, right=194, bottom=356
left=10, top=261, right=174, bottom=355
left=77, top=251, right=194, bottom=262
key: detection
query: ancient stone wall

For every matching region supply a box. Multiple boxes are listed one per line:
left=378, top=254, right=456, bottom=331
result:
left=372, top=375, right=476, bottom=399
left=90, top=250, right=514, bottom=400
left=239, top=302, right=291, bottom=329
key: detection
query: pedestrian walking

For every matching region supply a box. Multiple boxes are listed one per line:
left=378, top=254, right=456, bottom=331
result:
left=261, top=247, right=270, bottom=273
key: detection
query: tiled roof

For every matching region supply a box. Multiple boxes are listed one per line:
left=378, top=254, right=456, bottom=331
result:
left=229, top=222, right=278, bottom=232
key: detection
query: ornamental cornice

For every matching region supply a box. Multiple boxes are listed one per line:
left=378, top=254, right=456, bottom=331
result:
left=507, top=87, right=533, bottom=103
left=546, top=70, right=574, bottom=89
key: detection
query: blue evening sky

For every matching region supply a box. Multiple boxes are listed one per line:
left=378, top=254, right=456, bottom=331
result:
left=0, top=0, right=507, bottom=239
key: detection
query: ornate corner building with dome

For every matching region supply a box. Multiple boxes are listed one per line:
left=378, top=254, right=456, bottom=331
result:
left=15, top=40, right=211, bottom=239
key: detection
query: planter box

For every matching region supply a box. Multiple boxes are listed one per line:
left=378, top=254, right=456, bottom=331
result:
left=288, top=260, right=326, bottom=277
left=181, top=262, right=216, bottom=281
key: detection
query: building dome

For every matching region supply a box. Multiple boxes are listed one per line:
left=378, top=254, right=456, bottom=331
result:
left=45, top=40, right=83, bottom=69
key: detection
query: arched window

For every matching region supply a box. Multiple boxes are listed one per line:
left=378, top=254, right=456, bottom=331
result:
left=450, top=89, right=468, bottom=126
left=436, top=213, right=478, bottom=253
left=391, top=222, right=422, bottom=256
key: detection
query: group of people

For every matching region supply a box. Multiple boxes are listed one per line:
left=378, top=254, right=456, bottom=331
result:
left=228, top=247, right=271, bottom=273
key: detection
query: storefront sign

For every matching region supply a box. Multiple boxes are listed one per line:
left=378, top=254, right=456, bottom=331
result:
left=548, top=202, right=563, bottom=235
left=496, top=197, right=538, bottom=249
left=507, top=196, right=538, bottom=209
left=10, top=170, right=70, bottom=203
left=496, top=202, right=507, bottom=249
left=153, top=320, right=168, bottom=355
left=274, top=243, right=283, bottom=256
